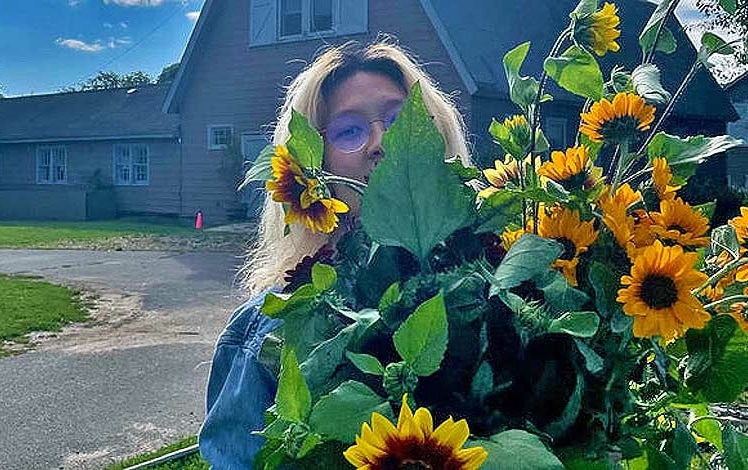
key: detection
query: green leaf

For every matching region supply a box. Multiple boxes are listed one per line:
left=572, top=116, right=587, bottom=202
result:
left=261, top=284, right=317, bottom=318
left=684, top=314, right=748, bottom=402
left=588, top=262, right=623, bottom=320
left=477, top=190, right=524, bottom=234
left=287, top=109, right=323, bottom=169
left=548, top=311, right=600, bottom=337
left=691, top=410, right=723, bottom=451
left=534, top=270, right=589, bottom=314
left=723, top=424, right=748, bottom=470
left=647, top=132, right=745, bottom=183
left=719, top=0, right=738, bottom=14
left=671, top=421, right=698, bottom=469
left=475, top=430, right=565, bottom=469
left=239, top=143, right=274, bottom=188
left=711, top=224, right=741, bottom=260
left=378, top=282, right=401, bottom=312
left=632, top=63, right=671, bottom=104
left=544, top=370, right=584, bottom=438
left=311, top=263, right=336, bottom=291
left=276, top=347, right=312, bottom=423
left=393, top=292, right=449, bottom=376
left=639, top=0, right=678, bottom=56
left=699, top=32, right=735, bottom=64
left=490, top=234, right=563, bottom=291
left=543, top=45, right=604, bottom=101
left=574, top=339, right=604, bottom=374
left=308, top=381, right=393, bottom=443
left=346, top=351, right=384, bottom=376
left=503, top=42, right=542, bottom=110
left=361, top=83, right=476, bottom=263
left=570, top=0, right=598, bottom=18
left=301, top=322, right=364, bottom=395
left=471, top=360, right=494, bottom=399
left=447, top=159, right=483, bottom=181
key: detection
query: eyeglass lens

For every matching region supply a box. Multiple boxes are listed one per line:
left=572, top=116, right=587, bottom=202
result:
left=325, top=106, right=402, bottom=153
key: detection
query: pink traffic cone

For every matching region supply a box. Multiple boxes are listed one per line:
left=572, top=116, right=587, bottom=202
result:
left=195, top=211, right=204, bottom=230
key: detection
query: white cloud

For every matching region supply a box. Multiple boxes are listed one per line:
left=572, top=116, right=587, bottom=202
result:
left=119, top=21, right=129, bottom=28
left=68, top=0, right=83, bottom=6
left=56, top=36, right=132, bottom=52
left=103, top=22, right=113, bottom=28
left=185, top=11, right=199, bottom=21
left=56, top=38, right=106, bottom=52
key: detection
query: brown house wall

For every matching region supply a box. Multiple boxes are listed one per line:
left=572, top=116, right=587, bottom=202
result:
left=0, top=139, right=181, bottom=216
left=174, top=0, right=471, bottom=223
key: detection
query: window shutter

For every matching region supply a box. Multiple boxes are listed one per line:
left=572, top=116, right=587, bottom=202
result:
left=250, top=0, right=277, bottom=46
left=337, top=0, right=367, bottom=35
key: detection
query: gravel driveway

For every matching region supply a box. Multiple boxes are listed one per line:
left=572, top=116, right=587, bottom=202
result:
left=0, top=249, right=246, bottom=469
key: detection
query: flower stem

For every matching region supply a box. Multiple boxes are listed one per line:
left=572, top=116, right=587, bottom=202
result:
left=703, top=295, right=748, bottom=311
left=692, top=258, right=748, bottom=296
left=642, top=0, right=681, bottom=64
left=322, top=173, right=368, bottom=195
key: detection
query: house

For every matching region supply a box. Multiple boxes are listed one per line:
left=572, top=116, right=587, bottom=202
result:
left=163, top=0, right=738, bottom=224
left=0, top=0, right=738, bottom=223
left=725, top=71, right=748, bottom=190
left=0, top=85, right=180, bottom=220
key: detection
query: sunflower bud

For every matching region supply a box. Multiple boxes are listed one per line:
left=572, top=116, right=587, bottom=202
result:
left=489, top=114, right=532, bottom=159
left=382, top=361, right=419, bottom=401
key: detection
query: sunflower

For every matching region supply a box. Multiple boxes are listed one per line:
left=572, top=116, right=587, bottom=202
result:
left=651, top=157, right=681, bottom=201
left=537, top=145, right=603, bottom=191
left=266, top=145, right=349, bottom=233
left=650, top=198, right=710, bottom=247
left=538, top=207, right=598, bottom=286
left=729, top=306, right=748, bottom=333
left=575, top=2, right=621, bottom=56
left=617, top=240, right=710, bottom=341
left=598, top=184, right=640, bottom=256
left=344, top=395, right=488, bottom=470
left=580, top=92, right=656, bottom=144
left=478, top=155, right=521, bottom=199
left=501, top=226, right=527, bottom=251
left=729, top=206, right=748, bottom=243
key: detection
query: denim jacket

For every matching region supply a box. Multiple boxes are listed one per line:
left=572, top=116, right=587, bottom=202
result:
left=199, top=292, right=282, bottom=469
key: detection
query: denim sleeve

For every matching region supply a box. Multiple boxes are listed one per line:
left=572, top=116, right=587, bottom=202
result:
left=198, top=291, right=282, bottom=469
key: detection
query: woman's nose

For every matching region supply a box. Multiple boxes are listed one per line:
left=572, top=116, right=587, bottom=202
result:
left=365, top=121, right=387, bottom=160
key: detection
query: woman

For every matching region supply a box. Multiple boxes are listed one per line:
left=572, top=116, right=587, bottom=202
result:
left=199, top=37, right=471, bottom=468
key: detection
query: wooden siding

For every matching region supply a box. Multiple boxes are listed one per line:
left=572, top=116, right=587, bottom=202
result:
left=0, top=138, right=181, bottom=216
left=174, top=0, right=471, bottom=223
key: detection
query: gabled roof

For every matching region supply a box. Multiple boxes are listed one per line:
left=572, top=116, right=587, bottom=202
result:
left=0, top=85, right=178, bottom=144
left=426, top=0, right=738, bottom=121
left=164, top=0, right=737, bottom=122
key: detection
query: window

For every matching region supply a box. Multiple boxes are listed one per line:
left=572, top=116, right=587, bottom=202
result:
left=208, top=125, right=234, bottom=150
left=250, top=0, right=367, bottom=46
left=544, top=117, right=568, bottom=149
left=114, top=144, right=149, bottom=186
left=36, top=146, right=67, bottom=184
left=279, top=0, right=333, bottom=38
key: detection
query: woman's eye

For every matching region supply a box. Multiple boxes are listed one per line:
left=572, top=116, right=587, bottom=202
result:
left=336, top=126, right=363, bottom=140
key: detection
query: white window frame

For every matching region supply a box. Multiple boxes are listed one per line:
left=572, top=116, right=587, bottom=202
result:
left=544, top=117, right=568, bottom=149
left=278, top=0, right=336, bottom=40
left=36, top=145, right=67, bottom=184
left=208, top=125, right=234, bottom=150
left=113, top=143, right=150, bottom=186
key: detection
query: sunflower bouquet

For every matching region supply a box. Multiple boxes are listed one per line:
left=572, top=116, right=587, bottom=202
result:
left=244, top=1, right=748, bottom=468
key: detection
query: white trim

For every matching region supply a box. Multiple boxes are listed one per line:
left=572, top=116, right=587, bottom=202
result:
left=113, top=143, right=150, bottom=186
left=418, top=0, right=477, bottom=95
left=207, top=124, right=234, bottom=150
left=0, top=134, right=176, bottom=144
left=36, top=145, right=68, bottom=185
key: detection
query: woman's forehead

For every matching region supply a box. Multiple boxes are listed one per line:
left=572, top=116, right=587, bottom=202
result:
left=325, top=71, right=406, bottom=117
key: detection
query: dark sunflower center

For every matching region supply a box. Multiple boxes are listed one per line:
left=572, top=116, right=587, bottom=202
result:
left=399, top=461, right=432, bottom=469
left=559, top=171, right=589, bottom=191
left=598, top=116, right=642, bottom=143
left=667, top=224, right=688, bottom=234
left=640, top=274, right=678, bottom=309
left=555, top=237, right=577, bottom=261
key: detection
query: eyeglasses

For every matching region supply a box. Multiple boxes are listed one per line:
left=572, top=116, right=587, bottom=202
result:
left=321, top=105, right=402, bottom=154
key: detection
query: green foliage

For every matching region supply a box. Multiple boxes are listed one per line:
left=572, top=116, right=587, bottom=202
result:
left=393, top=292, right=449, bottom=376
left=276, top=347, right=312, bottom=423
left=548, top=311, right=600, bottom=337
left=647, top=132, right=744, bottom=184
left=488, top=234, right=563, bottom=291
left=723, top=424, right=748, bottom=470
left=240, top=143, right=274, bottom=187
left=544, top=45, right=604, bottom=100
left=639, top=0, right=678, bottom=56
left=360, top=83, right=476, bottom=264
left=287, top=110, right=324, bottom=169
left=476, top=430, right=565, bottom=469
left=503, top=42, right=547, bottom=111
left=632, top=63, right=671, bottom=104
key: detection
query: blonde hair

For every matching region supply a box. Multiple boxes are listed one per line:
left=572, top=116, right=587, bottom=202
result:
left=243, top=37, right=471, bottom=295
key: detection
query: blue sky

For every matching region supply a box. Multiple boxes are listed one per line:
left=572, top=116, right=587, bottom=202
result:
left=0, top=0, right=205, bottom=97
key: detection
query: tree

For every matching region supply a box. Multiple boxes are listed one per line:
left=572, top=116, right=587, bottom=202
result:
left=63, top=70, right=154, bottom=92
left=695, top=0, right=748, bottom=83
left=156, top=62, right=180, bottom=85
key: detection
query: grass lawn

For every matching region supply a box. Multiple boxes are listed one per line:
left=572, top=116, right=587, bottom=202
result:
left=0, top=219, right=194, bottom=248
left=0, top=274, right=88, bottom=356
left=105, top=436, right=208, bottom=470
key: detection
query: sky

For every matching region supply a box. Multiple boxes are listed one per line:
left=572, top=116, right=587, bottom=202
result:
left=0, top=0, right=205, bottom=97
left=0, top=0, right=741, bottom=97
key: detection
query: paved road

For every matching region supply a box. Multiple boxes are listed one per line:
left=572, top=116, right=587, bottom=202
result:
left=0, top=250, right=245, bottom=469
